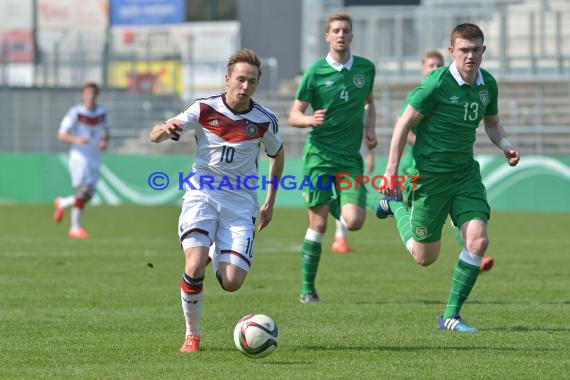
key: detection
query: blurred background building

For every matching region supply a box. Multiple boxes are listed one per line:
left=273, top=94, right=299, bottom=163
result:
left=1, top=0, right=569, bottom=156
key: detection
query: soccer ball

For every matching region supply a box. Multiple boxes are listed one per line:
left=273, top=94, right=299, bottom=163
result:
left=233, top=314, right=279, bottom=358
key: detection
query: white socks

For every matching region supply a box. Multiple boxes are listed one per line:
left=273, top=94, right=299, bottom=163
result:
left=335, top=220, right=348, bottom=238
left=460, top=248, right=483, bottom=267
left=181, top=289, right=203, bottom=337
left=71, top=207, right=82, bottom=230
left=60, top=196, right=75, bottom=208
left=305, top=228, right=323, bottom=243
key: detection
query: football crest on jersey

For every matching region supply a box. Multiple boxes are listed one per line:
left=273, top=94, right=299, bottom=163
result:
left=416, top=226, right=427, bottom=239
left=479, top=91, right=489, bottom=106
left=245, top=123, right=258, bottom=138
left=353, top=74, right=365, bottom=88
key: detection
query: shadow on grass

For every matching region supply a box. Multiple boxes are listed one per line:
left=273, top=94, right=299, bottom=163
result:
left=487, top=325, right=570, bottom=332
left=304, top=344, right=562, bottom=352
left=419, top=299, right=570, bottom=306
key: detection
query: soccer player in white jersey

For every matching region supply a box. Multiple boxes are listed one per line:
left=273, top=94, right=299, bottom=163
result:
left=53, top=82, right=110, bottom=239
left=150, top=49, right=285, bottom=353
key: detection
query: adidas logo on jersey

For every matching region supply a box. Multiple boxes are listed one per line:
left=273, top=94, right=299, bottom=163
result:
left=208, top=119, right=220, bottom=127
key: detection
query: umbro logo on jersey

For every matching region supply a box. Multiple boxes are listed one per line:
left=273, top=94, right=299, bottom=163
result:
left=324, top=80, right=334, bottom=87
left=449, top=96, right=460, bottom=103
left=208, top=119, right=220, bottom=127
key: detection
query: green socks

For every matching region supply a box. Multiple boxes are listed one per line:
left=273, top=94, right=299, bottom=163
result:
left=442, top=250, right=482, bottom=319
left=390, top=200, right=481, bottom=319
left=300, top=232, right=323, bottom=295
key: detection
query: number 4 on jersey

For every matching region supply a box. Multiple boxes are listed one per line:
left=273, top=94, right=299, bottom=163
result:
left=340, top=87, right=349, bottom=102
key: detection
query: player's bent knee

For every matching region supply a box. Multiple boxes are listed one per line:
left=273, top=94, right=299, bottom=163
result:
left=343, top=215, right=365, bottom=231
left=223, top=280, right=243, bottom=292
left=216, top=264, right=247, bottom=292
left=414, top=255, right=437, bottom=267
left=76, top=187, right=94, bottom=202
left=345, top=219, right=364, bottom=231
left=215, top=272, right=243, bottom=292
left=412, top=244, right=440, bottom=267
left=466, top=236, right=489, bottom=255
left=309, top=219, right=327, bottom=233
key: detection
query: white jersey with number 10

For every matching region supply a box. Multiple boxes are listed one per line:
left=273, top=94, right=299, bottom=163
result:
left=172, top=93, right=282, bottom=209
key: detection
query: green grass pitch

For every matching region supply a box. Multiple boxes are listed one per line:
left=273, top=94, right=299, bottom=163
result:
left=0, top=205, right=569, bottom=379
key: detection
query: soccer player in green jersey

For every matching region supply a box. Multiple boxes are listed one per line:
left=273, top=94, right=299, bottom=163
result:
left=398, top=51, right=494, bottom=271
left=288, top=12, right=377, bottom=304
left=376, top=23, right=520, bottom=331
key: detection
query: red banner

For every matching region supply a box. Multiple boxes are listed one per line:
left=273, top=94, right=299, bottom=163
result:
left=0, top=30, right=34, bottom=63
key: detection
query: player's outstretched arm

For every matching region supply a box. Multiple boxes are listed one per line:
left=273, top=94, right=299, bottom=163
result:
left=99, top=129, right=110, bottom=150
left=484, top=115, right=520, bottom=167
left=364, top=93, right=377, bottom=150
left=258, top=148, right=285, bottom=232
left=57, top=131, right=90, bottom=145
left=288, top=100, right=326, bottom=128
left=150, top=119, right=185, bottom=143
left=382, top=105, right=423, bottom=196
left=406, top=131, right=416, bottom=145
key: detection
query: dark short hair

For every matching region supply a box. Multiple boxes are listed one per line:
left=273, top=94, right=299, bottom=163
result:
left=450, top=23, right=484, bottom=45
left=81, top=82, right=100, bottom=95
left=227, top=48, right=262, bottom=78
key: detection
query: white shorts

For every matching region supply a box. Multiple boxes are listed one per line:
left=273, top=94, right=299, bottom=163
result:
left=69, top=153, right=100, bottom=190
left=178, top=193, right=257, bottom=272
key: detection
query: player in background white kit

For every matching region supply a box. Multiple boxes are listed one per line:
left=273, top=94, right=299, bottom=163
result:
left=53, top=82, right=110, bottom=239
left=150, top=49, right=285, bottom=353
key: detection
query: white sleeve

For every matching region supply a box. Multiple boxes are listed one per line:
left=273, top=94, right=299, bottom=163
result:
left=58, top=107, right=77, bottom=134
left=262, top=119, right=283, bottom=157
left=102, top=106, right=110, bottom=131
left=170, top=101, right=200, bottom=136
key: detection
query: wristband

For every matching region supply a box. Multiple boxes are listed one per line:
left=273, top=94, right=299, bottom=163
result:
left=499, top=138, right=513, bottom=150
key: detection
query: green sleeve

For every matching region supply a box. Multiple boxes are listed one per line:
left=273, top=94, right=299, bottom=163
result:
left=400, top=89, right=415, bottom=115
left=295, top=70, right=314, bottom=104
left=486, top=80, right=499, bottom=116
left=409, top=74, right=440, bottom=116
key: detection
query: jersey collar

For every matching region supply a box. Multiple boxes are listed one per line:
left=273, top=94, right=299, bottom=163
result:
left=326, top=53, right=354, bottom=71
left=449, top=61, right=484, bottom=86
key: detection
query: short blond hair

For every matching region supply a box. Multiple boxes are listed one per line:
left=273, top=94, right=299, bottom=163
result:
left=326, top=13, right=352, bottom=32
left=422, top=50, right=444, bottom=64
left=227, top=48, right=262, bottom=78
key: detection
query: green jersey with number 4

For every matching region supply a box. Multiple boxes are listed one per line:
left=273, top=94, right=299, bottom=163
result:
left=409, top=65, right=499, bottom=173
left=296, top=56, right=375, bottom=155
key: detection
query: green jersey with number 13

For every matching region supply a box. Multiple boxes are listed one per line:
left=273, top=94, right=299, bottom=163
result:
left=409, top=64, right=499, bottom=173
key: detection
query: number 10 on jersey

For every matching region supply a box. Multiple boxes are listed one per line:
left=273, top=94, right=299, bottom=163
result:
left=220, top=145, right=235, bottom=163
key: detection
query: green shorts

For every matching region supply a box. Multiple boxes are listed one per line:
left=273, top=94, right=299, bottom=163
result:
left=405, top=160, right=490, bottom=243
left=302, top=143, right=367, bottom=209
